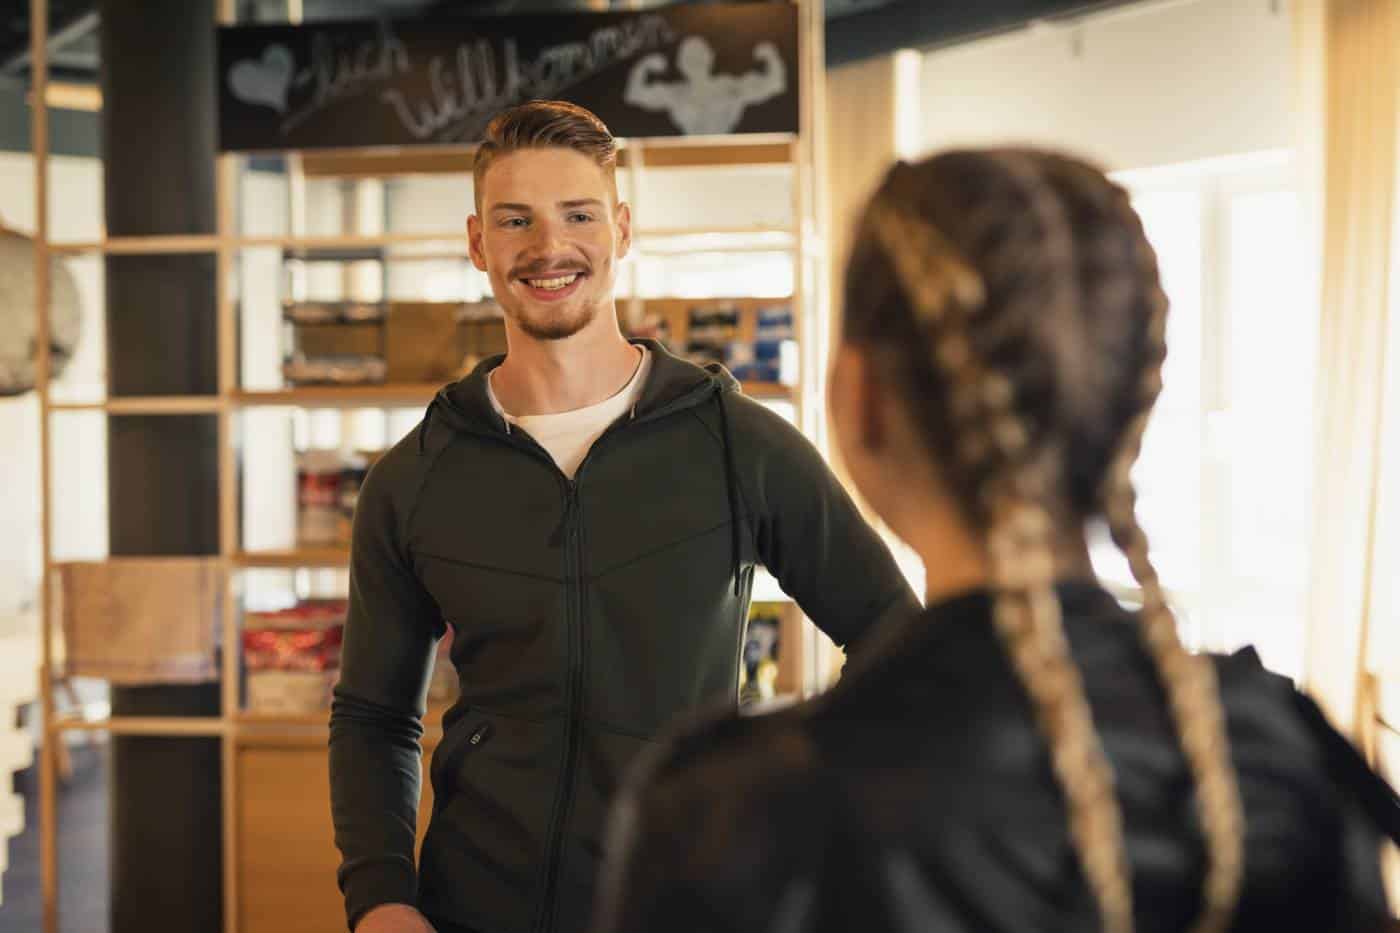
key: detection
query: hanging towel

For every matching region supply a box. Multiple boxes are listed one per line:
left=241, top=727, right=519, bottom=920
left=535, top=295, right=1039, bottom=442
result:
left=54, top=558, right=222, bottom=685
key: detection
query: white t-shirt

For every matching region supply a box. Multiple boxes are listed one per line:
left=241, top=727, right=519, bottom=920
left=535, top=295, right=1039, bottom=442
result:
left=486, top=349, right=652, bottom=480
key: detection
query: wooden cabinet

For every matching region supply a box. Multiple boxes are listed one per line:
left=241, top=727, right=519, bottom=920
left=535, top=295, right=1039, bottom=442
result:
left=236, top=734, right=438, bottom=933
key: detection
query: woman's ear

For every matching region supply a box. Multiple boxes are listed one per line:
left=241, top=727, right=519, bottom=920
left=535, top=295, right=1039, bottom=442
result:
left=830, top=344, right=886, bottom=457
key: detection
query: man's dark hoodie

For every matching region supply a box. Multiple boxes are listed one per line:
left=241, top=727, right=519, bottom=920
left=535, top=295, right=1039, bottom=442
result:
left=329, top=340, right=920, bottom=933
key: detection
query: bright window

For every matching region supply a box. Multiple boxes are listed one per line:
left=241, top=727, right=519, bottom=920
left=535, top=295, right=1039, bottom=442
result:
left=1092, top=154, right=1314, bottom=680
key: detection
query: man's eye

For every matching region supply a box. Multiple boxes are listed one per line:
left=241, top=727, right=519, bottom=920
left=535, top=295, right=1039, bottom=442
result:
left=501, top=217, right=527, bottom=229
left=568, top=213, right=594, bottom=223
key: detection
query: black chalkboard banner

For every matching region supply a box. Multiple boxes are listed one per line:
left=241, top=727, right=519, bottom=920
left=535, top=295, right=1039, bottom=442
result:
left=217, top=3, right=799, bottom=152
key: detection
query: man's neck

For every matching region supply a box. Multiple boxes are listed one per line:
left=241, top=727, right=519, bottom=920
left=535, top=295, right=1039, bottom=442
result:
left=492, top=312, right=642, bottom=417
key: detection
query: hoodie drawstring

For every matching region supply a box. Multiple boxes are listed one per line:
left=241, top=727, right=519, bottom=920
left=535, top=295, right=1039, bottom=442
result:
left=715, top=391, right=743, bottom=596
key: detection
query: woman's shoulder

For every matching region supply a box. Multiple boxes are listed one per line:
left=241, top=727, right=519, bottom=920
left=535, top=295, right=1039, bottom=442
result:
left=1209, top=645, right=1353, bottom=773
left=1210, top=645, right=1398, bottom=834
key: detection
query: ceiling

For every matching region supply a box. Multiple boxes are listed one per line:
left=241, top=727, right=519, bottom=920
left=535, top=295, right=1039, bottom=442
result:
left=1, top=0, right=1134, bottom=83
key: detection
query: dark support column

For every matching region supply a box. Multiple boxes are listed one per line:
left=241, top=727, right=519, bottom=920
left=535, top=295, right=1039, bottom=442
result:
left=99, top=0, right=223, bottom=931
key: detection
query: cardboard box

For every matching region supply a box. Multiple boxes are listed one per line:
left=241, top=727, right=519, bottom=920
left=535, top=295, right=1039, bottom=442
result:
left=385, top=302, right=468, bottom=382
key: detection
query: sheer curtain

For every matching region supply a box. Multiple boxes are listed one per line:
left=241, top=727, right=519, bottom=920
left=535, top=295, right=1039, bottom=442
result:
left=1295, top=0, right=1399, bottom=736
left=1294, top=0, right=1400, bottom=898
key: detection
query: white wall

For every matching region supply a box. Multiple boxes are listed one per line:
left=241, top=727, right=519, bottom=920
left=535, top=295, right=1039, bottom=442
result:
left=0, top=153, right=109, bottom=625
left=918, top=0, right=1294, bottom=172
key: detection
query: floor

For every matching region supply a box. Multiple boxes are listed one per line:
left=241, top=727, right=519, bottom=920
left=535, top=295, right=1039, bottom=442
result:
left=0, top=737, right=110, bottom=933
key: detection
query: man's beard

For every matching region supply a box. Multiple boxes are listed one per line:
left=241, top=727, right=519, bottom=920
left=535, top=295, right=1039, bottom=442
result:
left=507, top=297, right=600, bottom=341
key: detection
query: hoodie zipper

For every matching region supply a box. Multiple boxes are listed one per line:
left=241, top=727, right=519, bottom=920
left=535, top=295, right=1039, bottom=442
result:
left=536, top=478, right=582, bottom=933
left=534, top=417, right=632, bottom=933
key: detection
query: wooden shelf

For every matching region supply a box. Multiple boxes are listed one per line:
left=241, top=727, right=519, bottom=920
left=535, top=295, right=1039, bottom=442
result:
left=233, top=704, right=453, bottom=747
left=234, top=723, right=447, bottom=749
left=236, top=382, right=784, bottom=407
left=51, top=396, right=222, bottom=415
left=234, top=703, right=451, bottom=728
left=50, top=714, right=227, bottom=736
left=289, top=135, right=796, bottom=178
left=48, top=234, right=221, bottom=255
left=623, top=136, right=796, bottom=168
left=233, top=548, right=350, bottom=568
left=234, top=384, right=442, bottom=408
left=234, top=710, right=332, bottom=727
left=300, top=146, right=477, bottom=179
left=50, top=229, right=793, bottom=256
left=741, top=382, right=795, bottom=400
left=238, top=232, right=465, bottom=251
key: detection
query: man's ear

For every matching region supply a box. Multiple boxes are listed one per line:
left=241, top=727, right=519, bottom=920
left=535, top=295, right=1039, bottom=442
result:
left=467, top=214, right=488, bottom=272
left=615, top=201, right=632, bottom=260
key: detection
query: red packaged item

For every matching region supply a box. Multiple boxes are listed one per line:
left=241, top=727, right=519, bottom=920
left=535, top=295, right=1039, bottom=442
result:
left=242, top=625, right=343, bottom=672
left=244, top=599, right=347, bottom=632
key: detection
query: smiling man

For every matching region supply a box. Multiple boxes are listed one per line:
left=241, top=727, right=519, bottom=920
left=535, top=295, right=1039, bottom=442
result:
left=329, top=100, right=918, bottom=933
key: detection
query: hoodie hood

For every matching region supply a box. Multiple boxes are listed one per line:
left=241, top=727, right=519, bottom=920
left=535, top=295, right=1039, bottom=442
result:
left=417, top=338, right=739, bottom=453
left=415, top=338, right=749, bottom=596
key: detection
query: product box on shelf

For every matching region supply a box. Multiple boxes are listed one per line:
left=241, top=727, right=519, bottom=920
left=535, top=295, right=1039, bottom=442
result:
left=296, top=450, right=345, bottom=547
left=246, top=670, right=339, bottom=716
left=685, top=304, right=742, bottom=368
left=295, top=449, right=386, bottom=548
left=739, top=604, right=783, bottom=707
left=728, top=304, right=797, bottom=384
left=243, top=598, right=348, bottom=715
left=281, top=299, right=507, bottom=386
left=283, top=300, right=387, bottom=325
left=242, top=625, right=343, bottom=672
left=282, top=353, right=388, bottom=385
left=384, top=302, right=468, bottom=382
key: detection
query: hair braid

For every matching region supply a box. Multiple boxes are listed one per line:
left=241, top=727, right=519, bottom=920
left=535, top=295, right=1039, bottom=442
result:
left=869, top=166, right=1135, bottom=933
left=1098, top=192, right=1245, bottom=933
left=860, top=150, right=1248, bottom=933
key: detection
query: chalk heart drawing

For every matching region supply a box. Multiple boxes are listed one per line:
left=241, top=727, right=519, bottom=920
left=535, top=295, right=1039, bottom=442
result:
left=229, top=45, right=296, bottom=113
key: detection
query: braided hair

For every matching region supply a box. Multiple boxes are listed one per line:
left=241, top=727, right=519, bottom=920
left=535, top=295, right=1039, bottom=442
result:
left=845, top=150, right=1245, bottom=933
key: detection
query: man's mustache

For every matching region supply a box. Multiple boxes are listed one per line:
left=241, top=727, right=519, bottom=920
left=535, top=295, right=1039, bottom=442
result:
left=512, top=259, right=591, bottom=278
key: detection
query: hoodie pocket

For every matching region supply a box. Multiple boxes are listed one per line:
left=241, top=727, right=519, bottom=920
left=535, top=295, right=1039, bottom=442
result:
left=430, top=714, right=494, bottom=814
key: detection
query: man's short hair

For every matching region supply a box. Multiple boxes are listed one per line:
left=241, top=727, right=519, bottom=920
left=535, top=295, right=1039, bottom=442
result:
left=474, top=100, right=619, bottom=210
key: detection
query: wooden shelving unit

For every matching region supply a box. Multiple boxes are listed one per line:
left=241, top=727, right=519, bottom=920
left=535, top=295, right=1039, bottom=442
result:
left=30, top=2, right=829, bottom=931
left=233, top=384, right=442, bottom=409
left=232, top=547, right=351, bottom=569
left=741, top=382, right=797, bottom=400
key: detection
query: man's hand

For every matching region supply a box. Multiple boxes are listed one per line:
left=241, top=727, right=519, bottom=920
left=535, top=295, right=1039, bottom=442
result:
left=355, top=903, right=436, bottom=933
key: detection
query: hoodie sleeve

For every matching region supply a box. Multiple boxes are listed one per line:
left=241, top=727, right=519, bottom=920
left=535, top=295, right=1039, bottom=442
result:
left=730, top=394, right=920, bottom=654
left=329, top=442, right=445, bottom=930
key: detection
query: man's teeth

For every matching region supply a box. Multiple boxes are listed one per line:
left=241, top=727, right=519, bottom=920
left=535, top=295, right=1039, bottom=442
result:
left=527, top=274, right=579, bottom=290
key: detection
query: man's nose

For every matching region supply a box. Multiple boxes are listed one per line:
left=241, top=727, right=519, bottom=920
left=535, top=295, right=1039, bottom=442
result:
left=527, top=218, right=568, bottom=257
